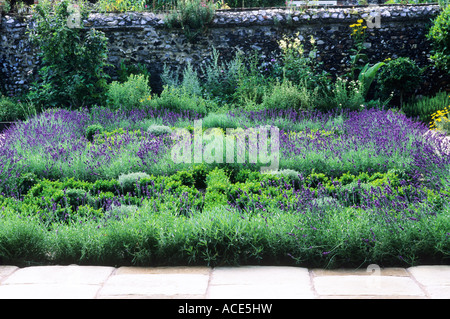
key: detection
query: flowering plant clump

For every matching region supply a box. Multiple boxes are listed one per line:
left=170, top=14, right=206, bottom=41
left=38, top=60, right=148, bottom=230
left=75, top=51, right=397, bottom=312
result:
left=275, top=33, right=327, bottom=89
left=430, top=106, right=450, bottom=133
left=350, top=19, right=368, bottom=39
left=96, top=0, right=146, bottom=12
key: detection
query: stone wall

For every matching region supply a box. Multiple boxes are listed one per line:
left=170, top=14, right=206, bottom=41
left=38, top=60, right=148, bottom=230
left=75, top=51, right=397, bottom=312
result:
left=1, top=4, right=449, bottom=97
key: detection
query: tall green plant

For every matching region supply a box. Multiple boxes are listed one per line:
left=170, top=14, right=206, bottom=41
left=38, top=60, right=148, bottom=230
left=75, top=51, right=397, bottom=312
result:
left=358, top=61, right=385, bottom=98
left=165, top=0, right=216, bottom=42
left=427, top=4, right=450, bottom=73
left=376, top=57, right=422, bottom=108
left=27, top=0, right=110, bottom=109
left=274, top=33, right=328, bottom=89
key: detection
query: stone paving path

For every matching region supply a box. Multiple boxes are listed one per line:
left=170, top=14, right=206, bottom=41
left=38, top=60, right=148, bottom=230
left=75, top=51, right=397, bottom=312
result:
left=0, top=265, right=448, bottom=299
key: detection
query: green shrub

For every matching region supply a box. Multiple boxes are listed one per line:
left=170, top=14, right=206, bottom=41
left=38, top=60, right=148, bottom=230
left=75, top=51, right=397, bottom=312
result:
left=107, top=204, right=138, bottom=219
left=27, top=0, right=110, bottom=108
left=273, top=33, right=329, bottom=89
left=201, top=49, right=246, bottom=104
left=148, top=85, right=214, bottom=116
left=305, top=171, right=329, bottom=188
left=402, top=91, right=450, bottom=124
left=118, top=172, right=151, bottom=194
left=117, top=59, right=151, bottom=84
left=190, top=164, right=209, bottom=189
left=0, top=95, right=22, bottom=122
left=85, top=124, right=104, bottom=142
left=272, top=169, right=303, bottom=188
left=165, top=0, right=216, bottom=41
left=427, top=4, right=450, bottom=73
left=95, top=0, right=146, bottom=13
left=262, top=80, right=315, bottom=111
left=106, top=74, right=152, bottom=111
left=18, top=172, right=39, bottom=194
left=92, top=179, right=120, bottom=194
left=201, top=112, right=240, bottom=131
left=376, top=57, right=423, bottom=107
left=180, top=61, right=203, bottom=97
left=326, top=77, right=365, bottom=111
left=206, top=168, right=230, bottom=194
left=64, top=188, right=94, bottom=210
left=171, top=170, right=195, bottom=187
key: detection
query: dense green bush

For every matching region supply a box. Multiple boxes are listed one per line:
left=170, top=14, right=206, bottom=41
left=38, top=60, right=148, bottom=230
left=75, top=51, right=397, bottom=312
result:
left=164, top=0, right=215, bottom=41
left=0, top=95, right=23, bottom=121
left=201, top=49, right=246, bottom=104
left=403, top=91, right=450, bottom=124
left=147, top=85, right=215, bottom=115
left=325, top=77, right=365, bottom=112
left=427, top=4, right=450, bottom=73
left=63, top=188, right=94, bottom=210
left=376, top=57, right=423, bottom=107
left=273, top=33, right=329, bottom=91
left=262, top=80, right=317, bottom=111
left=85, top=124, right=104, bottom=142
left=27, top=0, right=110, bottom=109
left=106, top=74, right=152, bottom=111
left=117, top=59, right=151, bottom=84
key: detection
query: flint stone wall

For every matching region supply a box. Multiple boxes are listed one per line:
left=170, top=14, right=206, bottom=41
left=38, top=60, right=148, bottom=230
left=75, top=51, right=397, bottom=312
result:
left=1, top=4, right=449, bottom=97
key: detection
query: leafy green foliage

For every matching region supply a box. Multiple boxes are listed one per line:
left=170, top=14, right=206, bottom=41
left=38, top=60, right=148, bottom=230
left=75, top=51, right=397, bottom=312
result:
left=403, top=91, right=450, bottom=124
left=262, top=80, right=318, bottom=111
left=106, top=74, right=152, bottom=111
left=118, top=171, right=152, bottom=194
left=165, top=0, right=216, bottom=42
left=0, top=95, right=24, bottom=121
left=376, top=57, right=423, bottom=107
left=27, top=0, right=110, bottom=109
left=358, top=62, right=385, bottom=98
left=427, top=4, right=450, bottom=73
left=147, top=85, right=215, bottom=115
left=85, top=124, right=104, bottom=142
left=117, top=59, right=151, bottom=84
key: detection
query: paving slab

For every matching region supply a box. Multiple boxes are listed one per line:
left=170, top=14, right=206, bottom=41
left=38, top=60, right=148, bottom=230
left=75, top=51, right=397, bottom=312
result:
left=0, top=266, right=18, bottom=282
left=97, top=267, right=211, bottom=299
left=407, top=266, right=450, bottom=286
left=311, top=267, right=409, bottom=277
left=0, top=284, right=101, bottom=299
left=207, top=266, right=315, bottom=299
left=312, top=275, right=426, bottom=298
left=1, top=265, right=115, bottom=285
left=0, top=265, right=448, bottom=299
left=407, top=266, right=450, bottom=299
left=115, top=266, right=211, bottom=276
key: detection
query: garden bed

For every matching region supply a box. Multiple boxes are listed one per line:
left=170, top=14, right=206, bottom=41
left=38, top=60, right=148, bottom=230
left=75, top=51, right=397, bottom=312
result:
left=0, top=0, right=449, bottom=269
left=0, top=106, right=448, bottom=268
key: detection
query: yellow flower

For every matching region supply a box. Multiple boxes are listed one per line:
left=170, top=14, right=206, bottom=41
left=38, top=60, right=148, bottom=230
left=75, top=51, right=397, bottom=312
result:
left=357, top=19, right=364, bottom=24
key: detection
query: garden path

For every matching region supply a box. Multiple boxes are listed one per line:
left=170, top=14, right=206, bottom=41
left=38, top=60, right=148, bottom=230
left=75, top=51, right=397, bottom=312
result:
left=0, top=265, right=448, bottom=299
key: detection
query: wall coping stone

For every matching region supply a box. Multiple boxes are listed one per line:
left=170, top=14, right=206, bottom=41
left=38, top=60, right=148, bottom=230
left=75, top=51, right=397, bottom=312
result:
left=0, top=4, right=442, bottom=29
